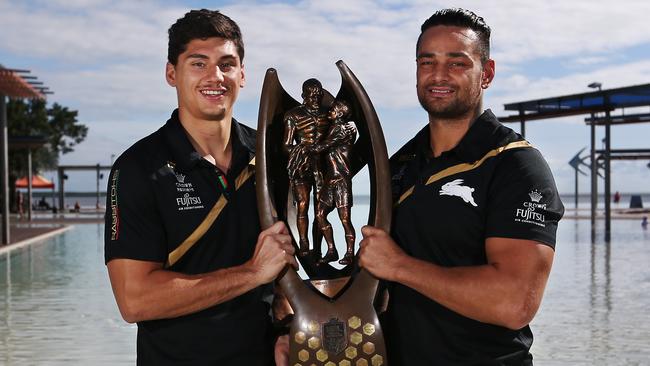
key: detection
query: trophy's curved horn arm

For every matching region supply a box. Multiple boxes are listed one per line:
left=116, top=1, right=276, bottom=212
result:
left=335, top=60, right=391, bottom=232
left=335, top=61, right=391, bottom=299
left=257, top=68, right=284, bottom=229
left=256, top=68, right=320, bottom=308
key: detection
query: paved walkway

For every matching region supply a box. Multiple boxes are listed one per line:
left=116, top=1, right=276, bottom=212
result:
left=0, top=213, right=103, bottom=253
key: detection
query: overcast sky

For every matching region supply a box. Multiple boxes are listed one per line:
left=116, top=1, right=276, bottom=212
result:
left=1, top=0, right=649, bottom=194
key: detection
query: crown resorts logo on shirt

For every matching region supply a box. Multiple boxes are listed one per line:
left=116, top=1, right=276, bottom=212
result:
left=515, top=189, right=547, bottom=227
left=529, top=190, right=542, bottom=203
left=164, top=161, right=203, bottom=211
left=174, top=172, right=186, bottom=184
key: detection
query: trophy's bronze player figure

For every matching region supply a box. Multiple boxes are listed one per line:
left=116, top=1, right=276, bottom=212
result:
left=313, top=100, right=357, bottom=265
left=283, top=79, right=330, bottom=257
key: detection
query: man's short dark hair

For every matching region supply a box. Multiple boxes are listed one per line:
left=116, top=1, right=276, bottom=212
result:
left=168, top=9, right=244, bottom=65
left=416, top=8, right=491, bottom=64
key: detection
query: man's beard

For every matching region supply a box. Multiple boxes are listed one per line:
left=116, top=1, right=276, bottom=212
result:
left=417, top=86, right=478, bottom=120
left=202, top=106, right=227, bottom=121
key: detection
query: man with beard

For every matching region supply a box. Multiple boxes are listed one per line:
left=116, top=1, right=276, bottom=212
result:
left=358, top=8, right=564, bottom=365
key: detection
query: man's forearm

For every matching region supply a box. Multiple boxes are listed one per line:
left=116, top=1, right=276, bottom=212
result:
left=393, top=257, right=522, bottom=328
left=109, top=221, right=296, bottom=323
left=109, top=260, right=262, bottom=323
left=391, top=241, right=553, bottom=330
left=359, top=227, right=553, bottom=330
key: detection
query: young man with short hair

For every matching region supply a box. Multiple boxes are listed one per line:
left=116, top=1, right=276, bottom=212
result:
left=105, top=9, right=296, bottom=365
left=359, top=8, right=564, bottom=365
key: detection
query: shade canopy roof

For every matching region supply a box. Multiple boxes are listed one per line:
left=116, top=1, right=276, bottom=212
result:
left=8, top=135, right=48, bottom=149
left=15, top=174, right=55, bottom=189
left=500, top=83, right=650, bottom=122
left=0, top=67, right=45, bottom=99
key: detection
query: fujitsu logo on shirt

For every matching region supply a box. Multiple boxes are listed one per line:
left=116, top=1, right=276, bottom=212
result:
left=439, top=179, right=477, bottom=207
left=163, top=162, right=204, bottom=210
left=515, top=189, right=547, bottom=227
left=177, top=193, right=201, bottom=206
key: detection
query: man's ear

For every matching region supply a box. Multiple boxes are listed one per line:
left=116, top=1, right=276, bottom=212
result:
left=239, top=63, right=246, bottom=88
left=165, top=62, right=177, bottom=87
left=481, top=59, right=495, bottom=89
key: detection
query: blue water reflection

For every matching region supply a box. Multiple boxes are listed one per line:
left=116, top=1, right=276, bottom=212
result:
left=531, top=219, right=650, bottom=365
left=1, top=218, right=649, bottom=365
left=1, top=224, right=135, bottom=365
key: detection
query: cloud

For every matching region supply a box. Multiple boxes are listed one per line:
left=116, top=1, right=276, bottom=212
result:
left=1, top=0, right=649, bottom=193
left=564, top=56, right=611, bottom=68
left=0, top=1, right=172, bottom=64
left=416, top=0, right=650, bottom=66
left=226, top=1, right=419, bottom=108
left=3, top=0, right=649, bottom=115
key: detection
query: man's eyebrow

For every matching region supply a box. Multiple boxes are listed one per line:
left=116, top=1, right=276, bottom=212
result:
left=218, top=55, right=237, bottom=61
left=447, top=52, right=470, bottom=58
left=416, top=51, right=471, bottom=59
left=186, top=54, right=209, bottom=60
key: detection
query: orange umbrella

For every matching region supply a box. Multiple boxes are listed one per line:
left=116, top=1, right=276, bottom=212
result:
left=15, top=174, right=55, bottom=189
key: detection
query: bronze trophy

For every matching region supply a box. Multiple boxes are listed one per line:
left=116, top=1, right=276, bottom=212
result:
left=257, top=61, right=391, bottom=366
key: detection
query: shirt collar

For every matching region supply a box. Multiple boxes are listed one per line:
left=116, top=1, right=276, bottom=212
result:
left=449, top=109, right=505, bottom=162
left=162, top=109, right=255, bottom=171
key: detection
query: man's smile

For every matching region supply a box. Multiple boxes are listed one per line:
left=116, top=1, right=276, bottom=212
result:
left=427, top=86, right=456, bottom=97
left=199, top=87, right=227, bottom=100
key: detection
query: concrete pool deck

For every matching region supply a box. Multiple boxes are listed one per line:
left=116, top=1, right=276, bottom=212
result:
left=0, top=212, right=103, bottom=255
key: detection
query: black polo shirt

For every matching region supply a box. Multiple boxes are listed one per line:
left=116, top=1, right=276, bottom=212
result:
left=384, top=110, right=564, bottom=366
left=104, top=110, right=272, bottom=366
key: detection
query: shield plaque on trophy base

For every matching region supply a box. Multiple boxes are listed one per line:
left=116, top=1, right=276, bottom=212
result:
left=257, top=60, right=391, bottom=366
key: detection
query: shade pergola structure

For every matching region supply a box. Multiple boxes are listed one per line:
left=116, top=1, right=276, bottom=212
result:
left=57, top=164, right=112, bottom=211
left=9, top=135, right=49, bottom=222
left=499, top=83, right=650, bottom=241
left=0, top=65, right=50, bottom=245
left=15, top=173, right=56, bottom=215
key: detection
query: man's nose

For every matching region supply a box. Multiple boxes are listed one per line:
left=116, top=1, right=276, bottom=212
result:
left=430, top=64, right=450, bottom=83
left=206, top=65, right=225, bottom=82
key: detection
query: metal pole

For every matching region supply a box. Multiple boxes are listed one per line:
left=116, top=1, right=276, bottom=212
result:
left=604, top=109, right=612, bottom=241
left=0, top=94, right=9, bottom=244
left=96, top=163, right=100, bottom=209
left=58, top=167, right=64, bottom=211
left=518, top=107, right=526, bottom=138
left=590, top=113, right=597, bottom=231
left=27, top=149, right=32, bottom=221
left=574, top=168, right=579, bottom=210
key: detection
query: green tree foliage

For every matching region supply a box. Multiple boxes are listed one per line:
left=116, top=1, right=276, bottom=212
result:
left=7, top=98, right=87, bottom=210
left=48, top=103, right=88, bottom=155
